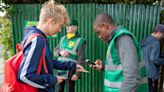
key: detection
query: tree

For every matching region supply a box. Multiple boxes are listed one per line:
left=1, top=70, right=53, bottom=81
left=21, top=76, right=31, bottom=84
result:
left=0, top=16, right=14, bottom=61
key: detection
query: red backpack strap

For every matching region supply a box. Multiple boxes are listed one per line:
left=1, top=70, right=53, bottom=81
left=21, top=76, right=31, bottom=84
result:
left=16, top=43, right=23, bottom=53
left=37, top=46, right=48, bottom=74
left=24, top=33, right=48, bottom=74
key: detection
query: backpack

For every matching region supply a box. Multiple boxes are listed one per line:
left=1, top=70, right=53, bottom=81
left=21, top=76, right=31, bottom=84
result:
left=1, top=33, right=48, bottom=92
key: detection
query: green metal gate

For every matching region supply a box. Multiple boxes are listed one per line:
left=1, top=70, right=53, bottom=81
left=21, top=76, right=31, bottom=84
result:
left=11, top=4, right=160, bottom=92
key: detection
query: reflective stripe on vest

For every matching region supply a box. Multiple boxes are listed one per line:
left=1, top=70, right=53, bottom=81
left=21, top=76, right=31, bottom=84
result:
left=104, top=77, right=148, bottom=89
left=60, top=36, right=82, bottom=52
left=73, top=38, right=82, bottom=51
left=104, top=77, right=148, bottom=92
left=58, top=36, right=83, bottom=62
left=64, top=49, right=77, bottom=55
left=58, top=49, right=78, bottom=61
left=58, top=57, right=77, bottom=62
left=104, top=79, right=121, bottom=89
left=104, top=86, right=120, bottom=92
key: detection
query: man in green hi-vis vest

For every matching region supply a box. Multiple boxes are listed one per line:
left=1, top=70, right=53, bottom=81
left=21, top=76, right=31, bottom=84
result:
left=91, top=14, right=148, bottom=92
left=54, top=19, right=86, bottom=92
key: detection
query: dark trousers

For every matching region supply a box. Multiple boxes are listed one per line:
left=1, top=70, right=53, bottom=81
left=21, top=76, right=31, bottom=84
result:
left=57, top=70, right=76, bottom=92
left=148, top=78, right=158, bottom=92
left=58, top=79, right=75, bottom=92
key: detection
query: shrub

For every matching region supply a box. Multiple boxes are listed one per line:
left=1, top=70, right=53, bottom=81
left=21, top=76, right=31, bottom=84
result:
left=0, top=17, right=14, bottom=61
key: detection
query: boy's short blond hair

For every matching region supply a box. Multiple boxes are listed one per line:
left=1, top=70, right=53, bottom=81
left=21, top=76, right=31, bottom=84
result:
left=40, top=0, right=69, bottom=24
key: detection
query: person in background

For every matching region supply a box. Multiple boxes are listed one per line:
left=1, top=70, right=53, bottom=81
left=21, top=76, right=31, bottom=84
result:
left=54, top=19, right=86, bottom=92
left=91, top=13, right=148, bottom=92
left=18, top=1, right=84, bottom=92
left=141, top=24, right=164, bottom=92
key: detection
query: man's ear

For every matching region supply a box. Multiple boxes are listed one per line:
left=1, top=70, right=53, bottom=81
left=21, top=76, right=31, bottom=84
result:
left=101, top=23, right=109, bottom=30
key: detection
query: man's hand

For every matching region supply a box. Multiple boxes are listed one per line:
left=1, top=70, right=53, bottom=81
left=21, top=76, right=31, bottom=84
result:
left=76, top=64, right=84, bottom=72
left=71, top=74, right=78, bottom=81
left=92, top=59, right=103, bottom=70
left=56, top=76, right=66, bottom=84
left=60, top=50, right=69, bottom=57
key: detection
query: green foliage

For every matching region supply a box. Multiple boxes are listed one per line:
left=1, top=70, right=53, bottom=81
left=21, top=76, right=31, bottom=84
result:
left=0, top=17, right=14, bottom=61
left=0, top=4, right=14, bottom=17
left=161, top=1, right=164, bottom=24
left=2, top=0, right=46, bottom=4
left=161, top=9, right=164, bottom=24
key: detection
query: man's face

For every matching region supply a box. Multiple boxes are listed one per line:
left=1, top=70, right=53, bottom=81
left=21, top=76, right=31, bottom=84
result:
left=93, top=23, right=111, bottom=42
left=153, top=31, right=164, bottom=40
left=159, top=32, right=164, bottom=39
left=66, top=25, right=77, bottom=33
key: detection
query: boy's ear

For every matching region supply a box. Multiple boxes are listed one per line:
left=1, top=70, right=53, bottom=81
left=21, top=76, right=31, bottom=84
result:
left=48, top=17, right=56, bottom=24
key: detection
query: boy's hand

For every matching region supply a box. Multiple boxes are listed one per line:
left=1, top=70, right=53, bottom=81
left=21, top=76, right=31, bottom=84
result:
left=76, top=64, right=84, bottom=72
left=92, top=59, right=102, bottom=70
left=56, top=76, right=66, bottom=84
left=71, top=74, right=78, bottom=81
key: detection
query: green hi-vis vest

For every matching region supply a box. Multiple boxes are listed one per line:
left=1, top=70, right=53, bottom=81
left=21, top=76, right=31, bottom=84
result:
left=104, top=28, right=148, bottom=92
left=57, top=36, right=85, bottom=62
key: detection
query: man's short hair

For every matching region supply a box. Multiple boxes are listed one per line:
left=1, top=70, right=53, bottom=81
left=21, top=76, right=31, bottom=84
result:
left=94, top=13, right=114, bottom=25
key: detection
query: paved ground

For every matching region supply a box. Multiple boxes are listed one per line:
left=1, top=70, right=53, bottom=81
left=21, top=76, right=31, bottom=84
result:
left=0, top=44, right=4, bottom=88
left=0, top=57, right=4, bottom=88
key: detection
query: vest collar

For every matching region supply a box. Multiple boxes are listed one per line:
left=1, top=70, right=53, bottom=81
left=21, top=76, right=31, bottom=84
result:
left=108, top=26, right=124, bottom=42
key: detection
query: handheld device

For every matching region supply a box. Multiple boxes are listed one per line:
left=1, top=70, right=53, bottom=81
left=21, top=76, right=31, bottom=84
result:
left=85, top=59, right=96, bottom=65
